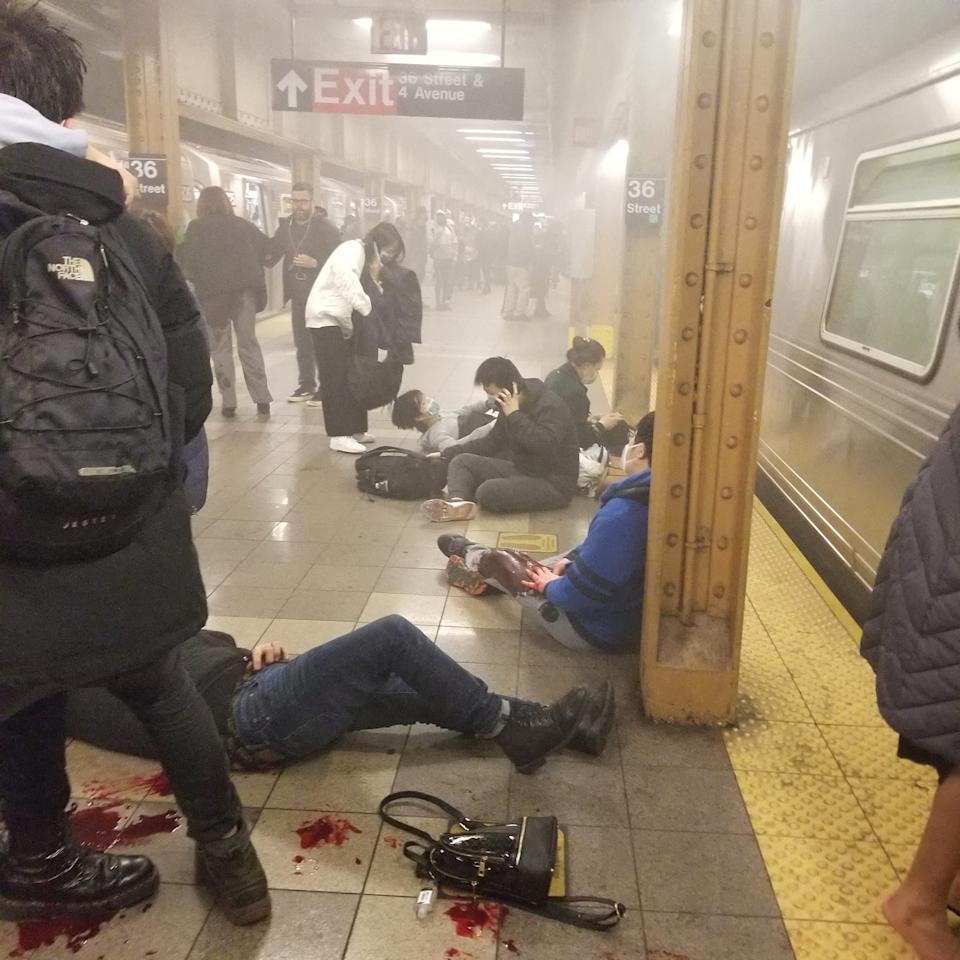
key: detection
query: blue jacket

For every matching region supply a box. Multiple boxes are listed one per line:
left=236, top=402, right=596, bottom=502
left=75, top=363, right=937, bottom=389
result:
left=545, top=468, right=650, bottom=651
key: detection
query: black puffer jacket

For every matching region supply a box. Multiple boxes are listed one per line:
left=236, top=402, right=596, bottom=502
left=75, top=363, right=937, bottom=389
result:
left=443, top=378, right=579, bottom=496
left=0, top=144, right=212, bottom=706
left=861, top=401, right=960, bottom=767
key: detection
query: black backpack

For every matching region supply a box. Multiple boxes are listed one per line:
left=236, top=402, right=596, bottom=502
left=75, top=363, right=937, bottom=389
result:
left=0, top=197, right=173, bottom=561
left=356, top=446, right=447, bottom=500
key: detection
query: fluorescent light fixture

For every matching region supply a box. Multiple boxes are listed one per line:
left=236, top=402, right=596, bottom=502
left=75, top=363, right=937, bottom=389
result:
left=427, top=19, right=492, bottom=40
left=668, top=2, right=683, bottom=37
left=352, top=17, right=372, bottom=28
left=465, top=136, right=527, bottom=143
left=458, top=129, right=536, bottom=135
left=602, top=137, right=630, bottom=175
left=477, top=149, right=530, bottom=155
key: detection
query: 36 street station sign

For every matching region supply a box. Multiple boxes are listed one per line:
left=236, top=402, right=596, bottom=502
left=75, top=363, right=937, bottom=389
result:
left=271, top=59, right=525, bottom=121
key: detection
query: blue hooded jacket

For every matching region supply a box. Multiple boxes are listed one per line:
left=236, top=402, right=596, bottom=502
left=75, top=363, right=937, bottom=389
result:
left=544, top=468, right=650, bottom=651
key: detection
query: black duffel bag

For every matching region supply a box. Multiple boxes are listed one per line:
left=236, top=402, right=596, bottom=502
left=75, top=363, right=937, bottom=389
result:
left=356, top=446, right=447, bottom=500
left=379, top=791, right=625, bottom=930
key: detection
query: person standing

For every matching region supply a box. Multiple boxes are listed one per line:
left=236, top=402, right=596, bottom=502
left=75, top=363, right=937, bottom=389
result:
left=477, top=220, right=496, bottom=295
left=406, top=206, right=429, bottom=281
left=861, top=401, right=960, bottom=960
left=180, top=186, right=273, bottom=418
left=306, top=223, right=405, bottom=454
left=266, top=184, right=341, bottom=404
left=0, top=0, right=269, bottom=927
left=430, top=210, right=457, bottom=311
left=502, top=211, right=535, bottom=321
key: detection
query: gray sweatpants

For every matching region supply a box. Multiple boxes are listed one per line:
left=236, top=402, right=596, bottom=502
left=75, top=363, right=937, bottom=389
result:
left=446, top=454, right=571, bottom=514
left=462, top=545, right=594, bottom=651
left=202, top=289, right=273, bottom=409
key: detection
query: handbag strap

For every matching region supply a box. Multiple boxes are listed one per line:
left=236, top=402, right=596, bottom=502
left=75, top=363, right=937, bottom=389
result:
left=378, top=790, right=476, bottom=847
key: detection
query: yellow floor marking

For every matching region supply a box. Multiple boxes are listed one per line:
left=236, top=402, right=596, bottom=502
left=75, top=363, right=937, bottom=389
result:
left=496, top=533, right=559, bottom=554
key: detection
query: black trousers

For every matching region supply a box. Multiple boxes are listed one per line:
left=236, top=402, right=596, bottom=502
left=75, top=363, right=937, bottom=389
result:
left=0, top=650, right=241, bottom=843
left=311, top=326, right=368, bottom=438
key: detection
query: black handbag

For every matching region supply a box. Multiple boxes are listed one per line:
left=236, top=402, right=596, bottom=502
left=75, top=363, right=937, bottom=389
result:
left=379, top=791, right=625, bottom=931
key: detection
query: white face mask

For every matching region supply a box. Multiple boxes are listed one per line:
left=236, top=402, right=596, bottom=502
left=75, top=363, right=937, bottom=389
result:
left=621, top=441, right=646, bottom=474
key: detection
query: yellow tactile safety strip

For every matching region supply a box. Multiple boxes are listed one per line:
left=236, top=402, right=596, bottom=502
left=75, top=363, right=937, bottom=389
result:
left=732, top=503, right=939, bottom=960
left=496, top=532, right=559, bottom=554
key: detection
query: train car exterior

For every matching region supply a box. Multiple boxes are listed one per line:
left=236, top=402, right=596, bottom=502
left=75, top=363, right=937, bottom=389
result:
left=758, top=28, right=960, bottom=622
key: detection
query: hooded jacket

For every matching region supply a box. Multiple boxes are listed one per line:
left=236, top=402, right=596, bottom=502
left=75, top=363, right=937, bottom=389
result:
left=545, top=468, right=650, bottom=652
left=861, top=402, right=960, bottom=767
left=0, top=142, right=212, bottom=708
left=442, top=378, right=579, bottom=497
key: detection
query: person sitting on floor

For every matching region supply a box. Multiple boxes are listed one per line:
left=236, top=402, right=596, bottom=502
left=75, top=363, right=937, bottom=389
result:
left=545, top=337, right=629, bottom=453
left=65, top=616, right=616, bottom=775
left=391, top=389, right=497, bottom=455
left=437, top=412, right=654, bottom=653
left=421, top=357, right=579, bottom=521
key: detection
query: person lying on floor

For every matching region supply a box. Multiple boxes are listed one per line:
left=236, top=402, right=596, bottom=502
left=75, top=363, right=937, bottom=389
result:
left=390, top=389, right=497, bottom=454
left=421, top=356, right=579, bottom=521
left=65, top=616, right=615, bottom=776
left=437, top=412, right=654, bottom=654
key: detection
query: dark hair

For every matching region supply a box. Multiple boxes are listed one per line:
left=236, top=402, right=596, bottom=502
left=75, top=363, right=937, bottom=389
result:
left=391, top=390, right=424, bottom=430
left=634, top=411, right=655, bottom=463
left=475, top=357, right=523, bottom=390
left=291, top=181, right=313, bottom=195
left=137, top=209, right=176, bottom=254
left=567, top=337, right=606, bottom=367
left=196, top=186, right=233, bottom=218
left=0, top=0, right=86, bottom=122
left=364, top=221, right=406, bottom=265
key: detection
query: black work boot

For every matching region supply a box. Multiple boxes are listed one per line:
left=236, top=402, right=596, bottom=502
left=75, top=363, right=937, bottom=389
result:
left=195, top=820, right=271, bottom=926
left=562, top=681, right=616, bottom=758
left=495, top=688, right=589, bottom=774
left=0, top=814, right=158, bottom=921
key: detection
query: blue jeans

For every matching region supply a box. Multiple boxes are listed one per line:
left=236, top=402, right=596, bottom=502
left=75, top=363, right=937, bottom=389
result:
left=231, top=616, right=503, bottom=762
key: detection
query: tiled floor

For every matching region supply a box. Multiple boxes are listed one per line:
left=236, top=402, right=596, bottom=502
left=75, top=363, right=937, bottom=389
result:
left=1, top=283, right=938, bottom=959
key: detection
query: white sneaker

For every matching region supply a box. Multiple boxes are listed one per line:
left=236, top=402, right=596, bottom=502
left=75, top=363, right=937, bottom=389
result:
left=353, top=433, right=375, bottom=445
left=330, top=436, right=367, bottom=454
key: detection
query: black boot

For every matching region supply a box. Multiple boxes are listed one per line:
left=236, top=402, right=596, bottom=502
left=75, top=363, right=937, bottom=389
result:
left=495, top=688, right=589, bottom=774
left=195, top=820, right=271, bottom=926
left=0, top=814, right=158, bottom=921
left=562, top=681, right=616, bottom=757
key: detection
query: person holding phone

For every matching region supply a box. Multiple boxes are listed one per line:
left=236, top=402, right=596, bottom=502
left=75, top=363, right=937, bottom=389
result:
left=305, top=222, right=403, bottom=453
left=421, top=357, right=579, bottom=520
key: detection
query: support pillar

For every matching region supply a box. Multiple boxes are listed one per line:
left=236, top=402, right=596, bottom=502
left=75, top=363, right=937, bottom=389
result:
left=292, top=152, right=316, bottom=191
left=122, top=0, right=182, bottom=228
left=640, top=0, right=798, bottom=723
left=363, top=175, right=386, bottom=230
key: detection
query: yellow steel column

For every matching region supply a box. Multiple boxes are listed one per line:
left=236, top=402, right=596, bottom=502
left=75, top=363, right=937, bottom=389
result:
left=122, top=0, right=182, bottom=227
left=640, top=0, right=798, bottom=722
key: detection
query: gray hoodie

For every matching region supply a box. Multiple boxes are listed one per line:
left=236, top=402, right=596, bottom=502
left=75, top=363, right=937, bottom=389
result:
left=0, top=93, right=88, bottom=156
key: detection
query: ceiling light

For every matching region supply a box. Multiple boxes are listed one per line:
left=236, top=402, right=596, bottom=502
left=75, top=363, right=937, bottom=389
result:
left=465, top=136, right=527, bottom=143
left=477, top=149, right=530, bottom=156
left=427, top=19, right=492, bottom=40
left=352, top=17, right=373, bottom=28
left=668, top=2, right=683, bottom=37
left=458, top=129, right=536, bottom=135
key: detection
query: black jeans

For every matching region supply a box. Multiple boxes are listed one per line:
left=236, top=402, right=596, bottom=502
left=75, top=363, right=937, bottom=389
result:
left=291, top=295, right=318, bottom=394
left=0, top=650, right=241, bottom=843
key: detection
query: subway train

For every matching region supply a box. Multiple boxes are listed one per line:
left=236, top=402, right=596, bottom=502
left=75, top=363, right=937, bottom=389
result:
left=77, top=117, right=367, bottom=314
left=757, top=29, right=960, bottom=623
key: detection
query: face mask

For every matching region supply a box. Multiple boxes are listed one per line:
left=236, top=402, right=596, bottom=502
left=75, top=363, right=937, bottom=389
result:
left=621, top=441, right=646, bottom=473
left=424, top=398, right=441, bottom=417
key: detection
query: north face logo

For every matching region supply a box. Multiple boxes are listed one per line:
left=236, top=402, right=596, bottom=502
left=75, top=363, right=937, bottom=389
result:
left=47, top=256, right=95, bottom=283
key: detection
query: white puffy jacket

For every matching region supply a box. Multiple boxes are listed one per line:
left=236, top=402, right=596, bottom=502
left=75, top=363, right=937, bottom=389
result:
left=305, top=238, right=372, bottom=336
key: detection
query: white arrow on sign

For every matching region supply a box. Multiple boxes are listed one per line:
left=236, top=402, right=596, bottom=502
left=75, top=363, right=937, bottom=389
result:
left=277, top=69, right=308, bottom=109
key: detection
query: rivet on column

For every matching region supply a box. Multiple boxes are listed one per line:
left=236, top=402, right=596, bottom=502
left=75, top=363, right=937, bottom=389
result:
left=717, top=536, right=729, bottom=550
left=697, top=93, right=713, bottom=109
left=760, top=31, right=775, bottom=47
left=678, top=382, right=692, bottom=395
left=733, top=329, right=748, bottom=344
left=685, top=272, right=699, bottom=286
left=713, top=584, right=726, bottom=599
left=744, top=215, right=758, bottom=229
left=749, top=155, right=763, bottom=171
left=755, top=95, right=770, bottom=112
left=667, top=533, right=680, bottom=547
left=690, top=213, right=705, bottom=228
left=726, top=436, right=738, bottom=449
left=673, top=433, right=685, bottom=446
left=730, top=384, right=743, bottom=397
left=681, top=327, right=695, bottom=341
left=670, top=484, right=683, bottom=498
left=702, top=30, right=717, bottom=47
left=664, top=582, right=677, bottom=597
left=720, top=487, right=733, bottom=500
left=694, top=154, right=709, bottom=169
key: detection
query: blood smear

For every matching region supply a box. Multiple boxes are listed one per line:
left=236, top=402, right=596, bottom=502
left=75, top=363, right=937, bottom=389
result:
left=296, top=815, right=362, bottom=849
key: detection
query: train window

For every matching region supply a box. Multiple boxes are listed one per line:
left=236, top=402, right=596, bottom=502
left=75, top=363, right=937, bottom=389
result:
left=822, top=133, right=960, bottom=379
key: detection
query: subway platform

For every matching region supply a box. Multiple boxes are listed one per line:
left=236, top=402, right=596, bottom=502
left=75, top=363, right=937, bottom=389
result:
left=1, top=285, right=934, bottom=960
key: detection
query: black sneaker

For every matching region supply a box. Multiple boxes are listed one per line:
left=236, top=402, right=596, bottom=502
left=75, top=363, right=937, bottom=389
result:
left=221, top=407, right=236, bottom=418
left=437, top=535, right=476, bottom=559
left=195, top=821, right=270, bottom=926
left=0, top=822, right=158, bottom=921
left=494, top=688, right=588, bottom=774
left=257, top=403, right=271, bottom=417
left=287, top=387, right=313, bottom=403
